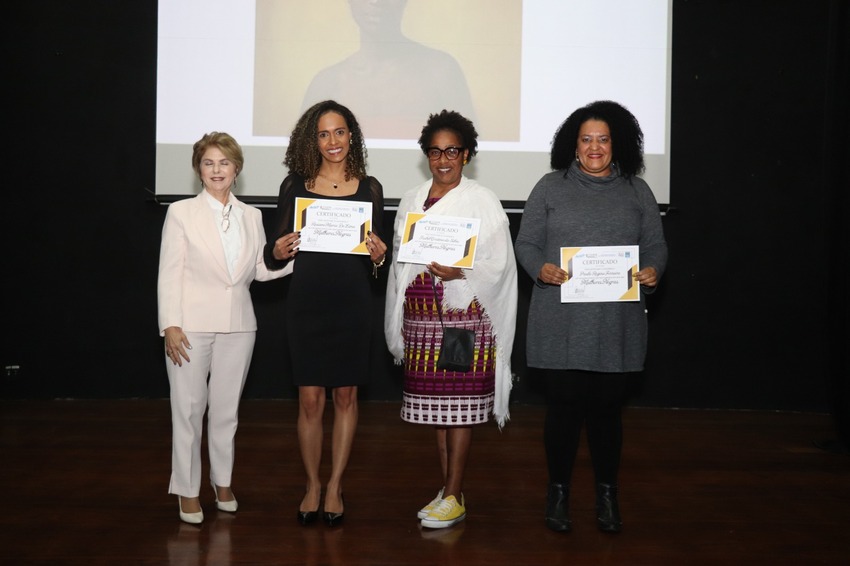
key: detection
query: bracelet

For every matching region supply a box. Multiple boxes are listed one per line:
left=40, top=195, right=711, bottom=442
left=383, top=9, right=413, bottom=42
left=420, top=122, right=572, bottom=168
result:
left=372, top=255, right=386, bottom=278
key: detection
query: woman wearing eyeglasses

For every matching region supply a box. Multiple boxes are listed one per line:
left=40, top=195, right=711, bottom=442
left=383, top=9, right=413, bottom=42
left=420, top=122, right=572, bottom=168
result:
left=385, top=110, right=518, bottom=529
left=157, top=132, right=291, bottom=524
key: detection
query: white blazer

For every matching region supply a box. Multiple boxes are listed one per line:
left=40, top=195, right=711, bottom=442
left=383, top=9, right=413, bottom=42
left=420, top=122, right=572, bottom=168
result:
left=157, top=193, right=290, bottom=335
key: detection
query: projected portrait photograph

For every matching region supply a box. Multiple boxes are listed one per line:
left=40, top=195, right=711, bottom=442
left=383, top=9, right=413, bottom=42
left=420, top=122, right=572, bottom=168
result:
left=252, top=0, right=522, bottom=142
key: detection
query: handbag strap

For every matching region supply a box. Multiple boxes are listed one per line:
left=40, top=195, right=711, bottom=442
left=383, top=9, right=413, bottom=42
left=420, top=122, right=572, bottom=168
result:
left=431, top=276, right=447, bottom=329
left=431, top=275, right=481, bottom=331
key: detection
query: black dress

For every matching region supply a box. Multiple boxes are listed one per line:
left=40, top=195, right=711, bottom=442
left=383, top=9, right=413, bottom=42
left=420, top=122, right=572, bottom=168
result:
left=264, top=173, right=385, bottom=387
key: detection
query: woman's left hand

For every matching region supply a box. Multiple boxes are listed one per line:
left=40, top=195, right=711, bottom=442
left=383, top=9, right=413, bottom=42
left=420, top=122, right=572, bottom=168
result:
left=366, top=231, right=387, bottom=265
left=634, top=266, right=658, bottom=287
left=429, top=262, right=464, bottom=282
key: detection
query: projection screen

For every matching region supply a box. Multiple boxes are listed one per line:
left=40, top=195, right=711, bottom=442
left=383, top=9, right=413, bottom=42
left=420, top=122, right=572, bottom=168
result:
left=156, top=0, right=672, bottom=206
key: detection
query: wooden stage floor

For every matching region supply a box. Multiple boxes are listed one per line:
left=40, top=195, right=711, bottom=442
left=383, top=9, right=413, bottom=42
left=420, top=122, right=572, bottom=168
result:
left=1, top=399, right=847, bottom=565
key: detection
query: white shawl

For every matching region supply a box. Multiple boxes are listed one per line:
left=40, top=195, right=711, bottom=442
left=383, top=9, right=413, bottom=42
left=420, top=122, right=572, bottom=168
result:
left=384, top=176, right=518, bottom=428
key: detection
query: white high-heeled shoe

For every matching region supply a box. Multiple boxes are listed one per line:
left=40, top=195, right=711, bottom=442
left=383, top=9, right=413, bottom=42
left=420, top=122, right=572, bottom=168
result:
left=178, top=496, right=204, bottom=524
left=211, top=481, right=238, bottom=513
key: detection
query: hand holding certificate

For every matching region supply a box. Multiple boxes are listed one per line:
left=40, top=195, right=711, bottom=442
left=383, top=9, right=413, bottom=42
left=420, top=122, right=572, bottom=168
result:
left=560, top=245, right=640, bottom=303
left=294, top=197, right=372, bottom=255
left=396, top=212, right=480, bottom=268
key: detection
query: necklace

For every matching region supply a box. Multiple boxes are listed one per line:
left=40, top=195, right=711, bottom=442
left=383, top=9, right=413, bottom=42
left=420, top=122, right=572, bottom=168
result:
left=318, top=173, right=343, bottom=189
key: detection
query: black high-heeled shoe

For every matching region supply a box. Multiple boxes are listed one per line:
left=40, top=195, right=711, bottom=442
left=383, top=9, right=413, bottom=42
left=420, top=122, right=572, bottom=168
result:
left=545, top=482, right=572, bottom=532
left=297, top=508, right=319, bottom=526
left=596, top=483, right=623, bottom=533
left=322, top=494, right=345, bottom=527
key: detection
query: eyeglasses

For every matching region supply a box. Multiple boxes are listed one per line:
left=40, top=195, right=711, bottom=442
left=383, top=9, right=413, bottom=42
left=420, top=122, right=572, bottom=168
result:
left=426, top=146, right=463, bottom=161
left=221, top=204, right=232, bottom=233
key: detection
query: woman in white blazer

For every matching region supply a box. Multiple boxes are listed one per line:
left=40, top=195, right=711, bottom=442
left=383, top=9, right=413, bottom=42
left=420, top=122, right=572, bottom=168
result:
left=157, top=132, right=291, bottom=524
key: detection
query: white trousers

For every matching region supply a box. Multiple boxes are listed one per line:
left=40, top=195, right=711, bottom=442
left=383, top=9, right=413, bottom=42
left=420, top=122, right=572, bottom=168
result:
left=166, top=331, right=256, bottom=497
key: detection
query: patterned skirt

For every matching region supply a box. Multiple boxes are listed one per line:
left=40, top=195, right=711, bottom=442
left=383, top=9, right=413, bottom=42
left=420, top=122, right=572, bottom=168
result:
left=401, top=272, right=496, bottom=426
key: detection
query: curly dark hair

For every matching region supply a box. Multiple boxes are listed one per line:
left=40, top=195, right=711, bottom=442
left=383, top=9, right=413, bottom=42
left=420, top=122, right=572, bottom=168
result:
left=284, top=100, right=368, bottom=187
left=417, top=109, right=479, bottom=162
left=550, top=100, right=645, bottom=177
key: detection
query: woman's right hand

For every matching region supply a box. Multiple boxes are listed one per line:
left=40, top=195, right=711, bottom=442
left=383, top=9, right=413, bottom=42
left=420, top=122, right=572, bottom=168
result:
left=273, top=232, right=301, bottom=261
left=537, top=262, right=568, bottom=286
left=164, top=326, right=192, bottom=367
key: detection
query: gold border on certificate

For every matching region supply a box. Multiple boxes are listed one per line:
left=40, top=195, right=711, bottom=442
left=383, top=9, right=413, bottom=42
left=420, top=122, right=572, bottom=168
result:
left=294, top=197, right=372, bottom=255
left=560, top=245, right=640, bottom=302
left=397, top=212, right=480, bottom=268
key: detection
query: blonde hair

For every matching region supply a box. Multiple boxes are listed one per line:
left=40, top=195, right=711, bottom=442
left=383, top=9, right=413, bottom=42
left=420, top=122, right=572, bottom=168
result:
left=191, top=132, right=244, bottom=178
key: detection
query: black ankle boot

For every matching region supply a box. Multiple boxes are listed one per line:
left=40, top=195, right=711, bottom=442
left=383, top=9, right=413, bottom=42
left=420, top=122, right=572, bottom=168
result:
left=595, top=483, right=622, bottom=533
left=545, top=483, right=572, bottom=532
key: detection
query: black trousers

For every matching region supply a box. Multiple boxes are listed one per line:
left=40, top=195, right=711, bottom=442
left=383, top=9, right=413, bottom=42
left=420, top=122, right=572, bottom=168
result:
left=542, top=369, right=632, bottom=486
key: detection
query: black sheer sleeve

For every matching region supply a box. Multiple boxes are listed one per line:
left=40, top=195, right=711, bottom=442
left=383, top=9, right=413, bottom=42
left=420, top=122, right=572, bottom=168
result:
left=263, top=173, right=299, bottom=270
left=367, top=176, right=385, bottom=241
left=365, top=176, right=389, bottom=281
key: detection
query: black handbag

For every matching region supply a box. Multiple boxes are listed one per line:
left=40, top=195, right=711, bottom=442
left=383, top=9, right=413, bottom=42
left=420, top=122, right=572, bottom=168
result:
left=432, top=277, right=477, bottom=372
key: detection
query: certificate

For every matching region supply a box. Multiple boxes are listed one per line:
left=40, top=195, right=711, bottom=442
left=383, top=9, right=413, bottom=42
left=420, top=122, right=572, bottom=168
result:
left=294, top=197, right=372, bottom=255
left=396, top=213, right=480, bottom=268
left=560, top=245, right=640, bottom=303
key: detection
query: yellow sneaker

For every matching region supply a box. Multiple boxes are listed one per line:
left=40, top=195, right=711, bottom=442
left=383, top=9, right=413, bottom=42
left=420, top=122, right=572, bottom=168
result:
left=417, top=488, right=444, bottom=520
left=421, top=495, right=466, bottom=529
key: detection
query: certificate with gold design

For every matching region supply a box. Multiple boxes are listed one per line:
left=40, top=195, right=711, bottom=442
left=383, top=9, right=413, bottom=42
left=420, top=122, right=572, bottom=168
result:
left=560, top=245, right=640, bottom=303
left=294, top=197, right=372, bottom=255
left=396, top=213, right=480, bottom=268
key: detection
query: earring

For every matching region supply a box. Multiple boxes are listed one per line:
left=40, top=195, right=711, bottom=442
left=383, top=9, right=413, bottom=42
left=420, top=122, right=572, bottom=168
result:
left=575, top=151, right=579, bottom=162
left=463, top=158, right=468, bottom=165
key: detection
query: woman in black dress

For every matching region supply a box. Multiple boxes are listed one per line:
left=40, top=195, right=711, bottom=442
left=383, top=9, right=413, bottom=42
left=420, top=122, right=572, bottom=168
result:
left=264, top=100, right=388, bottom=527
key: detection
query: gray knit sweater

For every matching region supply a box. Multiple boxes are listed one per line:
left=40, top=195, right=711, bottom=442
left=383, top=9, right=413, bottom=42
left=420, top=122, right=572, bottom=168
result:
left=514, top=163, right=668, bottom=372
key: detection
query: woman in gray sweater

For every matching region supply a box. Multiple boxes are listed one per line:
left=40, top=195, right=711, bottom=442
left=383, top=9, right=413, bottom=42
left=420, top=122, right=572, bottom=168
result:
left=514, top=100, right=667, bottom=534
